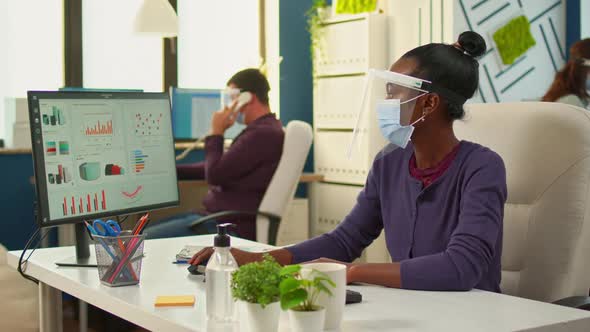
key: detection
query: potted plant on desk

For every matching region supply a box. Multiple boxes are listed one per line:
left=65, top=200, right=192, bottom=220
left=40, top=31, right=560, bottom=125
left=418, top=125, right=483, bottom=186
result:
left=279, top=264, right=336, bottom=332
left=230, top=254, right=283, bottom=332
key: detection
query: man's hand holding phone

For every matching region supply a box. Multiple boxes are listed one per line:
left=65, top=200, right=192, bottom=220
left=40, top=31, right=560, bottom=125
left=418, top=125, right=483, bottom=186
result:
left=210, top=100, right=238, bottom=136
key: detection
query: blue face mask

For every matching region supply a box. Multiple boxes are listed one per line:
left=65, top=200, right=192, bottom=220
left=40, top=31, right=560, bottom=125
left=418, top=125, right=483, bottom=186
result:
left=236, top=111, right=245, bottom=124
left=586, top=76, right=590, bottom=91
left=376, top=97, right=425, bottom=148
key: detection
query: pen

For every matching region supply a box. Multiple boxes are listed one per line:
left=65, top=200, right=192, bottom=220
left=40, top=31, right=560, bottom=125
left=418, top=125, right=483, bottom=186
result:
left=173, top=260, right=189, bottom=264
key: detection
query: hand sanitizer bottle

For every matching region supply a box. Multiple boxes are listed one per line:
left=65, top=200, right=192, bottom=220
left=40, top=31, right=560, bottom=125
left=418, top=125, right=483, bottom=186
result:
left=206, top=223, right=237, bottom=322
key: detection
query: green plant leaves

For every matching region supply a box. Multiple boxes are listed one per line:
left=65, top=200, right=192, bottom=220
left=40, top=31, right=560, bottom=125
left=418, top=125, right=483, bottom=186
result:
left=280, top=264, right=301, bottom=276
left=493, top=15, right=536, bottom=65
left=231, top=254, right=282, bottom=307
left=279, top=264, right=336, bottom=311
left=336, top=0, right=377, bottom=15
left=280, top=277, right=301, bottom=293
left=280, top=288, right=308, bottom=311
left=314, top=277, right=334, bottom=297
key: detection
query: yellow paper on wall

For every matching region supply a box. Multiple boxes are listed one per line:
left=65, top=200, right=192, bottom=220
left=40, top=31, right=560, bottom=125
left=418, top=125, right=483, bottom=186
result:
left=154, top=295, right=195, bottom=307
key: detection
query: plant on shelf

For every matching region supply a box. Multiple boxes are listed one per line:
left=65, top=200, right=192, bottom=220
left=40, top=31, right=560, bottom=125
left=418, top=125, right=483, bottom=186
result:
left=231, top=254, right=283, bottom=331
left=335, top=0, right=378, bottom=15
left=306, top=0, right=328, bottom=76
left=279, top=264, right=336, bottom=332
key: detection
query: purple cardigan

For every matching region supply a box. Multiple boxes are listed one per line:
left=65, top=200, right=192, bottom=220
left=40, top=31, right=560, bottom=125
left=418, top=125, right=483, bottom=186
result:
left=176, top=114, right=284, bottom=239
left=288, top=141, right=507, bottom=292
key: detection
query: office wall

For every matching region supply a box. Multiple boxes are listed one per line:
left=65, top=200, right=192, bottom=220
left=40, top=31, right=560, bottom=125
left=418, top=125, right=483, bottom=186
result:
left=454, top=0, right=566, bottom=102
left=582, top=0, right=589, bottom=38
left=0, top=155, right=37, bottom=250
left=279, top=0, right=314, bottom=173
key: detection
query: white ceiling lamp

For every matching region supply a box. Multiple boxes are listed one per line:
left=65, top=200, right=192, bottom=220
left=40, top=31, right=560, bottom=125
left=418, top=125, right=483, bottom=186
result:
left=134, top=0, right=178, bottom=37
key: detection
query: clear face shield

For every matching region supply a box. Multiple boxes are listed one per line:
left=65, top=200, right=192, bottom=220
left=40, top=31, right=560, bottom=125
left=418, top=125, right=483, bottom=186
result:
left=221, top=87, right=241, bottom=108
left=348, top=69, right=430, bottom=159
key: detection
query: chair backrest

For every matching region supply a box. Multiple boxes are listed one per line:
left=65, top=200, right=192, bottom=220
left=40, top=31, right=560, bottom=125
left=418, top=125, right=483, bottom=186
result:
left=454, top=102, right=590, bottom=302
left=256, top=121, right=313, bottom=244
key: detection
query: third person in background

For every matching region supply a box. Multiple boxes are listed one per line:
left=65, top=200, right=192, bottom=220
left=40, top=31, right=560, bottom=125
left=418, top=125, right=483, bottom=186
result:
left=542, top=38, right=590, bottom=109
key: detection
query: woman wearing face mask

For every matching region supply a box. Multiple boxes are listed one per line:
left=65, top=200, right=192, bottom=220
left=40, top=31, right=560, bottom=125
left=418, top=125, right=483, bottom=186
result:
left=190, top=31, right=507, bottom=292
left=542, top=38, right=590, bottom=109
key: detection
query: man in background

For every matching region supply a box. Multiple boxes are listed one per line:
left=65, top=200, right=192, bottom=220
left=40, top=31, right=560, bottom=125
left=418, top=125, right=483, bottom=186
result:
left=146, top=68, right=284, bottom=240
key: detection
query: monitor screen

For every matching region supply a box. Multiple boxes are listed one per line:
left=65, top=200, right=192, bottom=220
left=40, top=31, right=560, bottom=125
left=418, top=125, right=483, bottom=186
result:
left=170, top=87, right=245, bottom=140
left=28, top=91, right=179, bottom=227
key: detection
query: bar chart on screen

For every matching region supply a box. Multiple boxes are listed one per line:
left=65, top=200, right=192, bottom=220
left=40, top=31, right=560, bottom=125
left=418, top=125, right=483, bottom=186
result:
left=47, top=164, right=73, bottom=185
left=131, top=150, right=148, bottom=173
left=42, top=106, right=66, bottom=127
left=83, top=113, right=113, bottom=136
left=60, top=190, right=107, bottom=217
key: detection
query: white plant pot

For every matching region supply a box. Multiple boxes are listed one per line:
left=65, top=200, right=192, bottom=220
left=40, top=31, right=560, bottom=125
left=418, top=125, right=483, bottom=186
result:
left=238, top=300, right=280, bottom=332
left=288, top=307, right=326, bottom=332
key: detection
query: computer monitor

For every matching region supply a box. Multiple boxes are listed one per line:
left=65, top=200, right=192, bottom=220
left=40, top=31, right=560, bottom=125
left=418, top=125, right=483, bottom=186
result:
left=27, top=91, right=179, bottom=265
left=170, top=87, right=245, bottom=140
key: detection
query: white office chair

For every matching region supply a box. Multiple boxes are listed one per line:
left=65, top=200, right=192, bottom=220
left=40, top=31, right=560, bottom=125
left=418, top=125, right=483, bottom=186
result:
left=0, top=244, right=39, bottom=331
left=190, top=120, right=313, bottom=245
left=454, top=102, right=590, bottom=308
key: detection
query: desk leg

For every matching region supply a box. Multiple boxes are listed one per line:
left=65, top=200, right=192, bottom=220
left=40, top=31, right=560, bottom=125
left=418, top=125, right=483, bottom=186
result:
left=79, top=300, right=88, bottom=332
left=38, top=282, right=63, bottom=332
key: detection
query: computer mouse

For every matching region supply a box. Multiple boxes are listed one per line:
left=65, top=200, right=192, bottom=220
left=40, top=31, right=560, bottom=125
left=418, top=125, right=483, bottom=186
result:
left=345, top=289, right=362, bottom=304
left=187, top=264, right=206, bottom=275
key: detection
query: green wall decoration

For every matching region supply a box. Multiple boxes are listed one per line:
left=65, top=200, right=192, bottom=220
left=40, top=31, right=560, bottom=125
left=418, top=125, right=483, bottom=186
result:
left=493, top=15, right=537, bottom=65
left=335, top=0, right=377, bottom=15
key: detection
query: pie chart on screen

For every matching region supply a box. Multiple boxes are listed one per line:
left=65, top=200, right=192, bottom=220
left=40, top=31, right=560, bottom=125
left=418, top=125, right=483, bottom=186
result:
left=121, top=185, right=144, bottom=204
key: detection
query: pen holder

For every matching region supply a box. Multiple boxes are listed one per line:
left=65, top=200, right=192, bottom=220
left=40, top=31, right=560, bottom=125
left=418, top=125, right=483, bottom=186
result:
left=93, top=233, right=146, bottom=287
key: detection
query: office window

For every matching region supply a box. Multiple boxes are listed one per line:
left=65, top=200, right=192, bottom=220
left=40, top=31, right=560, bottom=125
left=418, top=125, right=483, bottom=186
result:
left=0, top=0, right=64, bottom=141
left=177, top=0, right=261, bottom=89
left=83, top=0, right=163, bottom=92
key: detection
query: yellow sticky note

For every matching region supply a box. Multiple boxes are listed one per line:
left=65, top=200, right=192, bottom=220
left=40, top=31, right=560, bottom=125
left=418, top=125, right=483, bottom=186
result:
left=154, top=295, right=195, bottom=307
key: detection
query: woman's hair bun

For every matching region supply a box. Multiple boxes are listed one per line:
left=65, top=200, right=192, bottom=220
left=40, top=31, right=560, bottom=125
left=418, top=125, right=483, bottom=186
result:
left=457, top=31, right=487, bottom=58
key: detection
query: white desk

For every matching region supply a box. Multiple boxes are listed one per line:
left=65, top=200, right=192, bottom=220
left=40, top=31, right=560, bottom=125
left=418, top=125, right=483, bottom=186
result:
left=8, top=235, right=590, bottom=332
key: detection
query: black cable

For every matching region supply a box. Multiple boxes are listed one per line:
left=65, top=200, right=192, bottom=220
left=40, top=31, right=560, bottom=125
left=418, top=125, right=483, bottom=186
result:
left=117, top=215, right=129, bottom=225
left=17, top=228, right=41, bottom=284
left=18, top=227, right=53, bottom=284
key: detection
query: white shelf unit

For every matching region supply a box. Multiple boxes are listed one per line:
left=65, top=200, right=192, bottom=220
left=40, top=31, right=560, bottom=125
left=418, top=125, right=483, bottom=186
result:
left=311, top=13, right=390, bottom=263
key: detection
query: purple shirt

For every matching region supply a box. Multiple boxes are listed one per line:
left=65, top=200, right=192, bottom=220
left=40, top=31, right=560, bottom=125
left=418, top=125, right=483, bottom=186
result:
left=288, top=141, right=507, bottom=292
left=176, top=114, right=284, bottom=239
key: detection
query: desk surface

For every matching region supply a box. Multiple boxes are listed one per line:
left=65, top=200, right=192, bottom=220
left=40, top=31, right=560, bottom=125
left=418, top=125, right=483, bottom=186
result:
left=8, top=236, right=590, bottom=332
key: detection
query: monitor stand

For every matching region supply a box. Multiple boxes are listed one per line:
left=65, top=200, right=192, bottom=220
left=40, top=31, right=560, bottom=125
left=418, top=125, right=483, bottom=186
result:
left=55, top=222, right=97, bottom=267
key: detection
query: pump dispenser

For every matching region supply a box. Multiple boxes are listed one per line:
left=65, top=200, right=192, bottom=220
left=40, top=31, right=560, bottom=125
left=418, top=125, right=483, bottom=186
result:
left=206, top=223, right=237, bottom=322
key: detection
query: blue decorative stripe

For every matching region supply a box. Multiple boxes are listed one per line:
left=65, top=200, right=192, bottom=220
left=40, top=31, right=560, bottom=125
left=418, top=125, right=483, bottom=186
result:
left=477, top=2, right=511, bottom=26
left=495, top=55, right=527, bottom=78
left=500, top=67, right=536, bottom=94
left=483, top=65, right=500, bottom=102
left=530, top=0, right=561, bottom=23
left=478, top=86, right=487, bottom=103
left=458, top=0, right=474, bottom=31
left=540, top=25, right=558, bottom=72
left=471, top=0, right=488, bottom=10
left=548, top=17, right=566, bottom=60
